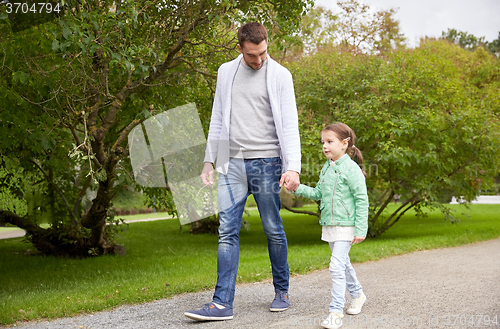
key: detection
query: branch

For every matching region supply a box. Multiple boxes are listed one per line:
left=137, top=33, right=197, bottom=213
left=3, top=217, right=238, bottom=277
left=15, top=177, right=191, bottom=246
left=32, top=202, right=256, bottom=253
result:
left=180, top=58, right=217, bottom=78
left=116, top=163, right=135, bottom=181
left=384, top=199, right=420, bottom=230
left=86, top=99, right=103, bottom=128
left=29, top=159, right=80, bottom=225
left=68, top=123, right=102, bottom=168
left=382, top=197, right=411, bottom=228
left=370, top=188, right=394, bottom=227
left=111, top=118, right=142, bottom=156
left=91, top=3, right=211, bottom=158
left=73, top=174, right=92, bottom=219
left=0, top=209, right=43, bottom=234
left=371, top=187, right=391, bottom=212
left=282, top=204, right=320, bottom=217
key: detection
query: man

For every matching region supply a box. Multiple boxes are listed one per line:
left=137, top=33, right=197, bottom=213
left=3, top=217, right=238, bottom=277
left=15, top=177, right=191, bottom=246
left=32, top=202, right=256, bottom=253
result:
left=184, top=22, right=301, bottom=321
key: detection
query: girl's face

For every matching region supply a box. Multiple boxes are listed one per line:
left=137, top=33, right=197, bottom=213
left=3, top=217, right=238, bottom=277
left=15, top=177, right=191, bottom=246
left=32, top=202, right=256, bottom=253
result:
left=321, top=130, right=348, bottom=161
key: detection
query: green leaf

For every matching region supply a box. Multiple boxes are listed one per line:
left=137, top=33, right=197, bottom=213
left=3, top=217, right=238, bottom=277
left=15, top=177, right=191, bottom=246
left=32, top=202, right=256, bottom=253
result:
left=52, top=40, right=60, bottom=51
left=62, top=26, right=71, bottom=39
left=111, top=52, right=121, bottom=61
left=12, top=71, right=30, bottom=85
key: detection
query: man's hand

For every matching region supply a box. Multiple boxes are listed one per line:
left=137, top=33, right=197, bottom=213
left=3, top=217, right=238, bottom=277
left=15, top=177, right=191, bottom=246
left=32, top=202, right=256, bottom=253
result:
left=280, top=170, right=300, bottom=192
left=200, top=162, right=215, bottom=186
left=352, top=236, right=365, bottom=244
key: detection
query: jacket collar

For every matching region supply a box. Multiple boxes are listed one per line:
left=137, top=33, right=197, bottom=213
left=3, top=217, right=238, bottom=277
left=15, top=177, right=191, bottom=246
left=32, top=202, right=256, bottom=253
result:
left=330, top=154, right=350, bottom=166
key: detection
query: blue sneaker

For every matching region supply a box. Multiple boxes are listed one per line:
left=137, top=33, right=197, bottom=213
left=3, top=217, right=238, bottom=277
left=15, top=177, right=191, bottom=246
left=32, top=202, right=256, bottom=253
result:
left=270, top=290, right=289, bottom=311
left=184, top=302, right=233, bottom=321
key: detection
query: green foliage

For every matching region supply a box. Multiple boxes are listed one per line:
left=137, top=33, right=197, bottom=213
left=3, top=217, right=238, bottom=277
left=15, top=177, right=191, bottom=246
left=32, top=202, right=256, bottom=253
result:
left=441, top=28, right=487, bottom=51
left=441, top=28, right=500, bottom=58
left=0, top=157, right=28, bottom=216
left=289, top=39, right=500, bottom=236
left=0, top=0, right=311, bottom=256
left=487, top=32, right=500, bottom=57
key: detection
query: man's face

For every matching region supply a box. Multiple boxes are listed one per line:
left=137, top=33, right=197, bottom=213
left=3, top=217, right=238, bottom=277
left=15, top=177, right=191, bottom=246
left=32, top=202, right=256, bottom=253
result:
left=237, top=40, right=268, bottom=70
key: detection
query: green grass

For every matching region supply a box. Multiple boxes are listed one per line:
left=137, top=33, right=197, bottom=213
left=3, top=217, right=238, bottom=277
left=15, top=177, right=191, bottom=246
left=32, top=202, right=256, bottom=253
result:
left=113, top=211, right=172, bottom=222
left=0, top=227, right=23, bottom=233
left=1, top=204, right=499, bottom=325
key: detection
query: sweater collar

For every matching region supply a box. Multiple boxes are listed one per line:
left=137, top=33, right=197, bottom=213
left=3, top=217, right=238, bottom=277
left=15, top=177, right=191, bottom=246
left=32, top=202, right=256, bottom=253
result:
left=234, top=53, right=272, bottom=67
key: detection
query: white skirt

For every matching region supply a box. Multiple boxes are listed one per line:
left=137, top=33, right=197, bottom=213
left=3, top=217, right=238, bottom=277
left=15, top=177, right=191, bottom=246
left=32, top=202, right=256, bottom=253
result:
left=321, top=225, right=355, bottom=242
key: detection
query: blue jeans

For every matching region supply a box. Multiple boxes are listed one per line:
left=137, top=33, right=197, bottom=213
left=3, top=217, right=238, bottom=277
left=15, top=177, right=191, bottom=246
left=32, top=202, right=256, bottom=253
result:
left=213, top=157, right=289, bottom=308
left=328, top=241, right=363, bottom=313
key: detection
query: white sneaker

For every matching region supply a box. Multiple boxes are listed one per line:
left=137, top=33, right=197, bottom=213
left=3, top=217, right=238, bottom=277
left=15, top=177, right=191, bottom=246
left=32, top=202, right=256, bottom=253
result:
left=346, top=292, right=366, bottom=315
left=321, top=312, right=344, bottom=329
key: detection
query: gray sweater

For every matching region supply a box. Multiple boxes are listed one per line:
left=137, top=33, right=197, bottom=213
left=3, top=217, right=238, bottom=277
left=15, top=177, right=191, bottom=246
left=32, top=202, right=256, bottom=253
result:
left=230, top=60, right=280, bottom=159
left=204, top=54, right=301, bottom=174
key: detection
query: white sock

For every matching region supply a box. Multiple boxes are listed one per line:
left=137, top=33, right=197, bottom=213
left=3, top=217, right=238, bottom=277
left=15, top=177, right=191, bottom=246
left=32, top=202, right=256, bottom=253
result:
left=213, top=302, right=225, bottom=309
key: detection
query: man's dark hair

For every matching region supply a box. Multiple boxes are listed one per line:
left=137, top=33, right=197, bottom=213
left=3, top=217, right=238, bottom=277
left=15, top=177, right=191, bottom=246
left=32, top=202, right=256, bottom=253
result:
left=237, top=22, right=268, bottom=47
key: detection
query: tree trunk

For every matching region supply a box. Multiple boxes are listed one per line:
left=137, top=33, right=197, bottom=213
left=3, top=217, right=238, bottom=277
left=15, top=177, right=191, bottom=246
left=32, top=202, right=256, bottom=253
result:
left=81, top=157, right=122, bottom=255
left=1, top=210, right=94, bottom=258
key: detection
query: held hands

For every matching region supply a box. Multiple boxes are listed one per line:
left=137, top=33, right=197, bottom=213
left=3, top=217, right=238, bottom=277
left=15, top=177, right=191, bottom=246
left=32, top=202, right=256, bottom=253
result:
left=280, top=170, right=300, bottom=192
left=352, top=236, right=365, bottom=244
left=200, top=162, right=215, bottom=186
left=201, top=164, right=300, bottom=190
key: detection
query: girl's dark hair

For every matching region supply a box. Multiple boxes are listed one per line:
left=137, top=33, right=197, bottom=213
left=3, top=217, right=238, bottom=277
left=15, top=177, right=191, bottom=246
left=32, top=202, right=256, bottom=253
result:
left=322, top=122, right=366, bottom=177
left=237, top=22, right=268, bottom=46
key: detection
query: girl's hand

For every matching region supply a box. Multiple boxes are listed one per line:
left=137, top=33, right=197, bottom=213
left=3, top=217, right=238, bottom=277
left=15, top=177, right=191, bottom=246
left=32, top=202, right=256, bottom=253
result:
left=280, top=170, right=300, bottom=192
left=352, top=236, right=365, bottom=244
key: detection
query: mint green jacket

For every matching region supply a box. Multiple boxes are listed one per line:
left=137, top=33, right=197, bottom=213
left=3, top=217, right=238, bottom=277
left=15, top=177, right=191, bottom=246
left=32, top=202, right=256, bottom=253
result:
left=293, top=154, right=369, bottom=237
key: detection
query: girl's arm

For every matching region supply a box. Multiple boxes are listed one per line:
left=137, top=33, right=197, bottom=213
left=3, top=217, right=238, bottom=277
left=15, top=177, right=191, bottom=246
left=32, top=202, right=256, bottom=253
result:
left=347, top=167, right=369, bottom=238
left=293, top=183, right=322, bottom=201
left=352, top=236, right=365, bottom=244
left=291, top=161, right=328, bottom=201
left=292, top=161, right=329, bottom=201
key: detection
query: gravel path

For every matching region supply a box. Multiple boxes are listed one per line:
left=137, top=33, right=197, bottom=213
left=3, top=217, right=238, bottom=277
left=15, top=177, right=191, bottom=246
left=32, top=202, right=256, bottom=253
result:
left=11, top=238, right=500, bottom=329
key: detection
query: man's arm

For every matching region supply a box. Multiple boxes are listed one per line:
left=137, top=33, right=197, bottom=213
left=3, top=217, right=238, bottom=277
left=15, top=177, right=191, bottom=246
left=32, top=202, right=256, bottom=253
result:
left=279, top=69, right=301, bottom=174
left=200, top=162, right=215, bottom=186
left=204, top=72, right=224, bottom=165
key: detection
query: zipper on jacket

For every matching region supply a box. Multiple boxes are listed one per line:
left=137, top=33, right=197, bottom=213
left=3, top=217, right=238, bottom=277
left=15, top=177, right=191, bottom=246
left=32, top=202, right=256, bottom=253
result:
left=331, top=170, right=340, bottom=225
left=340, top=200, right=351, bottom=217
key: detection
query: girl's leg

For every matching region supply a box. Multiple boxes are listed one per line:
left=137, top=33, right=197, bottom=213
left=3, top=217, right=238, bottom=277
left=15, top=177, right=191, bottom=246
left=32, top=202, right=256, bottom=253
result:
left=328, top=241, right=352, bottom=313
left=345, top=253, right=363, bottom=298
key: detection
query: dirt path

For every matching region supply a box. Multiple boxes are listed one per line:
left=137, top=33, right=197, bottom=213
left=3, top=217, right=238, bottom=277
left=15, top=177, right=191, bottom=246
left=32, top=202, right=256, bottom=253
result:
left=13, top=238, right=500, bottom=329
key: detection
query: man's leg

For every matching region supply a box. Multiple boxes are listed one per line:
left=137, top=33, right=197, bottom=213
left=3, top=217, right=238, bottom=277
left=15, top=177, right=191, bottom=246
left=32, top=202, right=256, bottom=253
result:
left=213, top=158, right=249, bottom=308
left=185, top=158, right=248, bottom=321
left=248, top=158, right=290, bottom=310
left=212, top=189, right=248, bottom=308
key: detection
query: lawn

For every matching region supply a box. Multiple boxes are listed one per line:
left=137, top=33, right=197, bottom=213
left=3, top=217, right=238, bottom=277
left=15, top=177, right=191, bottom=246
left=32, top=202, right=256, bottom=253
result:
left=0, top=203, right=499, bottom=325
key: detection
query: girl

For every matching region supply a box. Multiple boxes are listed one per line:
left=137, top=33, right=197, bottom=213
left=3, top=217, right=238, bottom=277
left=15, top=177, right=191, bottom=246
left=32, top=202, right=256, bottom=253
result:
left=291, top=123, right=368, bottom=329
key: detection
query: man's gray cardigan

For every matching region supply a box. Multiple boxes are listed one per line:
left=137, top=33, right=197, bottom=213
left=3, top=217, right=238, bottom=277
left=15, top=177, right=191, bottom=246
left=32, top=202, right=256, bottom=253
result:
left=204, top=54, right=301, bottom=175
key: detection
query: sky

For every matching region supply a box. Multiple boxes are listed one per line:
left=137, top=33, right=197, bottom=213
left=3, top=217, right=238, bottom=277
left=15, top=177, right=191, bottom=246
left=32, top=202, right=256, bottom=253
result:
left=314, top=0, right=500, bottom=47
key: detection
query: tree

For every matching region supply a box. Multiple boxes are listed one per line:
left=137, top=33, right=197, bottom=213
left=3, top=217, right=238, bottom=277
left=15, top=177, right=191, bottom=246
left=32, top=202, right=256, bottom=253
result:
left=441, top=28, right=486, bottom=51
left=271, top=0, right=406, bottom=62
left=486, top=32, right=500, bottom=57
left=288, top=39, right=500, bottom=237
left=0, top=0, right=311, bottom=257
left=441, top=28, right=500, bottom=58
